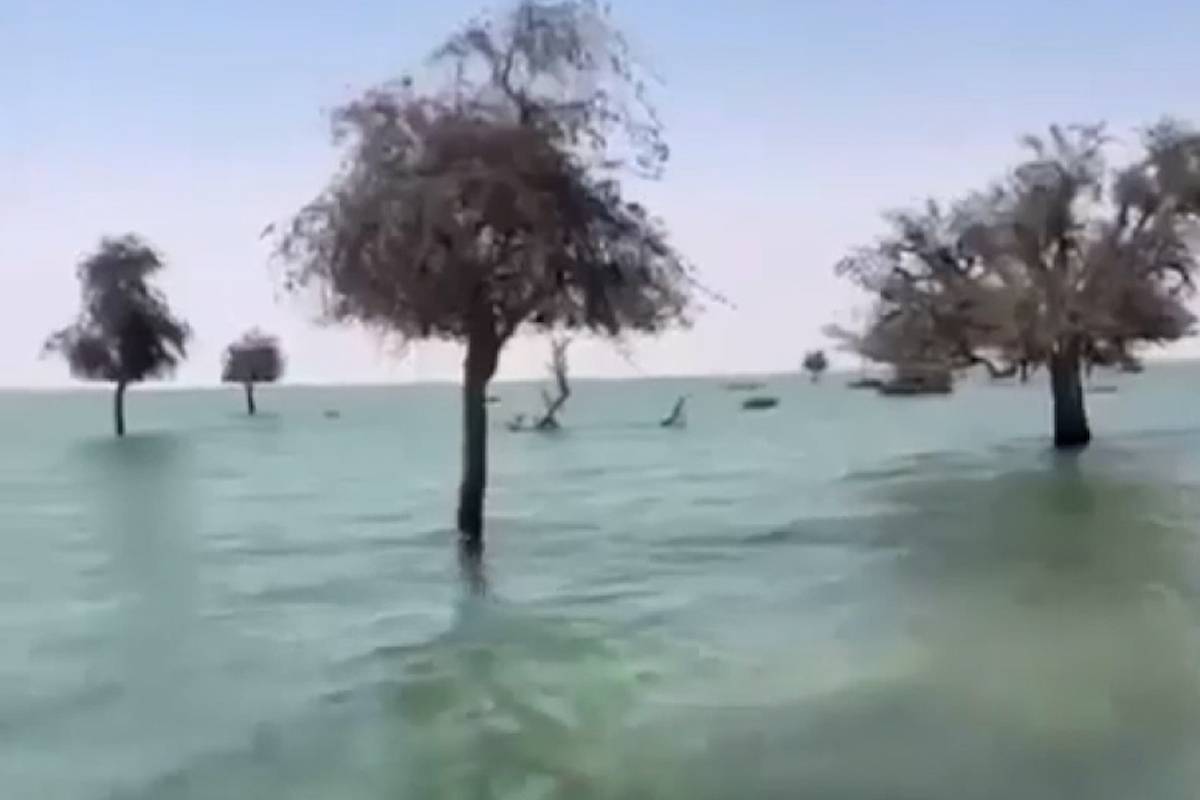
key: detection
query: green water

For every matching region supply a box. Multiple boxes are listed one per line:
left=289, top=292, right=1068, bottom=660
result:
left=5, top=366, right=1200, bottom=799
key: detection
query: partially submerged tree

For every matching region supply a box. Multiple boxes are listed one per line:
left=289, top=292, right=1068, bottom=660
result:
left=43, top=236, right=190, bottom=437
left=837, top=121, right=1199, bottom=447
left=533, top=336, right=571, bottom=430
left=277, top=1, right=698, bottom=548
left=222, top=329, right=285, bottom=415
left=802, top=349, right=828, bottom=382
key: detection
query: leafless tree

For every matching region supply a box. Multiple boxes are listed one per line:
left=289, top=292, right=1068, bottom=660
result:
left=533, top=336, right=571, bottom=430
left=802, top=349, right=828, bottom=382
left=43, top=236, right=190, bottom=437
left=837, top=121, right=1200, bottom=447
left=276, top=1, right=699, bottom=548
left=222, top=329, right=285, bottom=415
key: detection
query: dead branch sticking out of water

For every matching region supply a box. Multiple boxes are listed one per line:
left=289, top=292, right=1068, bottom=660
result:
left=661, top=395, right=688, bottom=428
left=533, top=337, right=571, bottom=431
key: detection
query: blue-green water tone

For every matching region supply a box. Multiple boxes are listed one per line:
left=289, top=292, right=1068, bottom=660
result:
left=5, top=365, right=1200, bottom=798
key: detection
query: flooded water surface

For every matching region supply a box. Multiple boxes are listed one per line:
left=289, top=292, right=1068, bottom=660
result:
left=5, top=367, right=1200, bottom=798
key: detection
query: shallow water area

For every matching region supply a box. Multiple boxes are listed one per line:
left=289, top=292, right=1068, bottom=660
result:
left=5, top=367, right=1200, bottom=798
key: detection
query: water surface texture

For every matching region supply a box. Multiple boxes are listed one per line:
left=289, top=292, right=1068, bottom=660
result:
left=5, top=367, right=1200, bottom=799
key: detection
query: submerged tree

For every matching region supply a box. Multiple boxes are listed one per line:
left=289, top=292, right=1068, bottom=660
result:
left=533, top=336, right=571, bottom=430
left=43, top=236, right=190, bottom=437
left=222, top=330, right=285, bottom=415
left=277, top=1, right=698, bottom=548
left=802, top=349, right=828, bottom=382
left=837, top=121, right=1200, bottom=447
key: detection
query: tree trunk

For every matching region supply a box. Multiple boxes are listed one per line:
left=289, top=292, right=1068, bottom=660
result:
left=1049, top=339, right=1090, bottom=449
left=114, top=381, right=127, bottom=437
left=244, top=382, right=256, bottom=416
left=457, top=334, right=499, bottom=548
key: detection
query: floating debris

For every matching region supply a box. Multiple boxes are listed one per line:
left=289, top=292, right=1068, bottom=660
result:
left=741, top=396, right=779, bottom=411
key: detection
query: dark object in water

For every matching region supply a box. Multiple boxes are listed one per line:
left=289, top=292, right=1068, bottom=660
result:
left=324, top=409, right=341, bottom=419
left=879, top=366, right=952, bottom=396
left=723, top=380, right=765, bottom=391
left=847, top=378, right=883, bottom=390
left=741, top=396, right=779, bottom=411
left=879, top=380, right=951, bottom=396
left=486, top=395, right=501, bottom=404
left=1089, top=385, right=1119, bottom=394
left=661, top=395, right=688, bottom=428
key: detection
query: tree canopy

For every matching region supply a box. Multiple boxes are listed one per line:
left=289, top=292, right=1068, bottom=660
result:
left=837, top=121, right=1200, bottom=379
left=277, top=94, right=695, bottom=353
left=222, top=330, right=285, bottom=384
left=44, top=235, right=191, bottom=385
left=277, top=1, right=699, bottom=354
left=803, top=349, right=828, bottom=378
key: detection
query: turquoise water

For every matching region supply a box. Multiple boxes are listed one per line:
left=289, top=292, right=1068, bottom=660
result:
left=5, top=366, right=1200, bottom=799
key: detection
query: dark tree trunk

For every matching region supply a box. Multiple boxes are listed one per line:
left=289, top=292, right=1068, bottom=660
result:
left=244, top=382, right=256, bottom=416
left=1019, top=360, right=1029, bottom=384
left=114, top=381, right=127, bottom=437
left=1049, top=339, right=1090, bottom=449
left=457, top=333, right=499, bottom=548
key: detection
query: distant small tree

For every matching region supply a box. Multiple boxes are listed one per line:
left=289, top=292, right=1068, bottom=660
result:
left=222, top=330, right=285, bottom=415
left=802, top=349, right=828, bottom=382
left=43, top=236, right=190, bottom=437
left=837, top=121, right=1200, bottom=448
left=277, top=1, right=699, bottom=549
left=660, top=395, right=687, bottom=428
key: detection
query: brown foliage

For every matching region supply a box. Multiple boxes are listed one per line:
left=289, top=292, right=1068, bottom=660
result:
left=276, top=1, right=697, bottom=353
left=837, top=121, right=1200, bottom=376
left=279, top=100, right=693, bottom=348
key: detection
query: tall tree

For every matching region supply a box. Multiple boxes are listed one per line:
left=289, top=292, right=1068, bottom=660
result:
left=43, top=236, right=190, bottom=437
left=276, top=1, right=698, bottom=549
left=802, top=349, right=828, bottom=382
left=837, top=122, right=1199, bottom=447
left=222, top=329, right=285, bottom=415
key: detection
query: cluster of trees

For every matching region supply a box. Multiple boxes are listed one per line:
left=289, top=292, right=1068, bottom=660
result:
left=46, top=1, right=1197, bottom=559
left=44, top=236, right=286, bottom=435
left=833, top=122, right=1200, bottom=448
left=44, top=1, right=699, bottom=553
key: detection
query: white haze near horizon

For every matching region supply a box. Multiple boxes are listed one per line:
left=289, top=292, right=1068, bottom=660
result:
left=5, top=0, right=1200, bottom=389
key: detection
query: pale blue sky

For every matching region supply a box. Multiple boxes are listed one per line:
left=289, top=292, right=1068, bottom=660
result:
left=5, top=1, right=1200, bottom=385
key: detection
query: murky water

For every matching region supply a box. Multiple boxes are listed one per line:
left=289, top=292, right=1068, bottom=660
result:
left=5, top=366, right=1200, bottom=798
